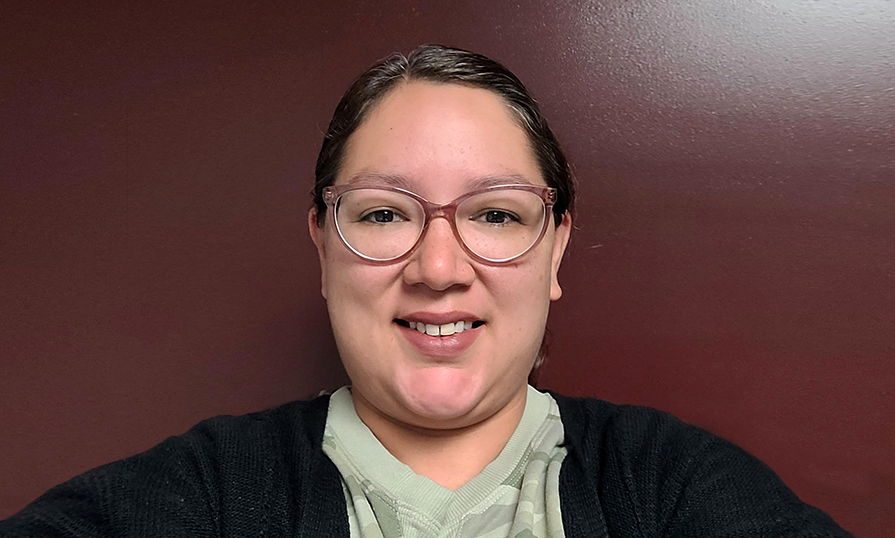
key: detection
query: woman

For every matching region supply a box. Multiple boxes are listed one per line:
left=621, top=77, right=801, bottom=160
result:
left=0, top=45, right=851, bottom=538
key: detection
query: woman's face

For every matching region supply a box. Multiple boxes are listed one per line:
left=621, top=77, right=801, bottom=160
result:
left=310, top=81, right=571, bottom=430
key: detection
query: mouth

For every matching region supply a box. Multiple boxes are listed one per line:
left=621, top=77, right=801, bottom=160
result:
left=395, top=318, right=485, bottom=337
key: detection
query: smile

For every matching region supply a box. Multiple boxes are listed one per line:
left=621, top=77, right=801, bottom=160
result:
left=395, top=319, right=485, bottom=337
left=395, top=316, right=483, bottom=357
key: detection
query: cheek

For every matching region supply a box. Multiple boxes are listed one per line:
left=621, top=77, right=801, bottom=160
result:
left=326, top=267, right=391, bottom=312
left=483, top=263, right=553, bottom=323
left=325, top=233, right=378, bottom=294
left=509, top=251, right=554, bottom=295
left=323, top=258, right=403, bottom=378
left=322, top=245, right=403, bottom=323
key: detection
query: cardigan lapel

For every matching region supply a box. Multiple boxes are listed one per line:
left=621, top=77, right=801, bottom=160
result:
left=294, top=395, right=352, bottom=538
left=553, top=393, right=611, bottom=538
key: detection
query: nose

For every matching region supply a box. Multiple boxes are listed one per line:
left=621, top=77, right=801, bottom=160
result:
left=402, top=217, right=475, bottom=291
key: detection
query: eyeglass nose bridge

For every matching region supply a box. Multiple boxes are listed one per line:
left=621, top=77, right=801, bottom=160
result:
left=422, top=200, right=460, bottom=223
left=412, top=199, right=468, bottom=259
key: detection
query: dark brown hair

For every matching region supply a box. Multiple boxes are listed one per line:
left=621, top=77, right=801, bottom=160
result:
left=312, top=44, right=575, bottom=227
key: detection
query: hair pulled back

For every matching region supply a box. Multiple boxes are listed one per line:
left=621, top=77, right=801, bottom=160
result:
left=313, top=44, right=574, bottom=227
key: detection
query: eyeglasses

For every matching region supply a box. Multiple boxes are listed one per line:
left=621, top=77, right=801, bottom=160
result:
left=322, top=184, right=557, bottom=264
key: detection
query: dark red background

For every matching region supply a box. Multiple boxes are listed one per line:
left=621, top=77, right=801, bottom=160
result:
left=1, top=2, right=892, bottom=536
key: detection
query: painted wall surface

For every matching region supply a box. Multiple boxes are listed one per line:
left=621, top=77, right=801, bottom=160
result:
left=1, top=1, right=892, bottom=535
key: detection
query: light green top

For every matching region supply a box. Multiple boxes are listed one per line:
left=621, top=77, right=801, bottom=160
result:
left=322, top=386, right=567, bottom=538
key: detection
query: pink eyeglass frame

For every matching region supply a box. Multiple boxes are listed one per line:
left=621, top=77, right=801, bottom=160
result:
left=322, top=184, right=557, bottom=265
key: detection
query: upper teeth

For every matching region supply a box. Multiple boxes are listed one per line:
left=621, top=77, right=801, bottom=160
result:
left=408, top=320, right=473, bottom=336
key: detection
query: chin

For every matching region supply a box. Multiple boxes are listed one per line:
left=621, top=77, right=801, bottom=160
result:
left=398, top=367, right=488, bottom=425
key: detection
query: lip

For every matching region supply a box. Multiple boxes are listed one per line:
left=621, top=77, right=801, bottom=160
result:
left=395, top=311, right=483, bottom=358
left=399, top=310, right=481, bottom=325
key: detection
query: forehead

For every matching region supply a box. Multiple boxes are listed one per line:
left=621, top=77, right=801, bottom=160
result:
left=337, top=81, right=543, bottom=194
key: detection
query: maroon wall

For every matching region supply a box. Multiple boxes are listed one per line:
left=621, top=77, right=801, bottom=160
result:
left=1, top=2, right=892, bottom=535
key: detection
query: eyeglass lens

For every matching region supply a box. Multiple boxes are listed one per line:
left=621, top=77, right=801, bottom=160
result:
left=334, top=188, right=547, bottom=262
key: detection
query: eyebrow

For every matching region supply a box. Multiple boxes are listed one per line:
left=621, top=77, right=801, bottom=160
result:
left=345, top=172, right=419, bottom=190
left=467, top=175, right=536, bottom=189
left=345, top=172, right=537, bottom=191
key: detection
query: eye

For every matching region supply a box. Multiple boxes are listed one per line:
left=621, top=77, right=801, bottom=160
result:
left=473, top=209, right=521, bottom=225
left=360, top=209, right=407, bottom=224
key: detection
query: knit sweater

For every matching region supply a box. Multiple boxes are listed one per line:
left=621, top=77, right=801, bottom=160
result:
left=0, top=393, right=853, bottom=538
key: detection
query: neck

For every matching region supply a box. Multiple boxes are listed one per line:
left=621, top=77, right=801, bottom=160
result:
left=352, top=388, right=528, bottom=490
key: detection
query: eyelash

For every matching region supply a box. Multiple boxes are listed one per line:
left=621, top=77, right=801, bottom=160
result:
left=472, top=209, right=521, bottom=225
left=360, top=209, right=409, bottom=224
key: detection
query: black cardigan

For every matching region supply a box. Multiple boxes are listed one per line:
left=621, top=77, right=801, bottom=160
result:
left=0, top=393, right=852, bottom=537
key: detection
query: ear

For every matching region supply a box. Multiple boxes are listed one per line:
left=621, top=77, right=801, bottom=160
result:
left=549, top=212, right=572, bottom=301
left=308, top=207, right=328, bottom=299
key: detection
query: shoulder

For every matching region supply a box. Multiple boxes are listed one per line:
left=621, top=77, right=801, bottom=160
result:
left=549, top=392, right=711, bottom=458
left=123, top=395, right=332, bottom=480
left=552, top=393, right=764, bottom=501
left=0, top=396, right=335, bottom=537
left=144, top=395, right=335, bottom=505
left=181, top=394, right=330, bottom=450
left=550, top=391, right=785, bottom=498
left=549, top=392, right=853, bottom=537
